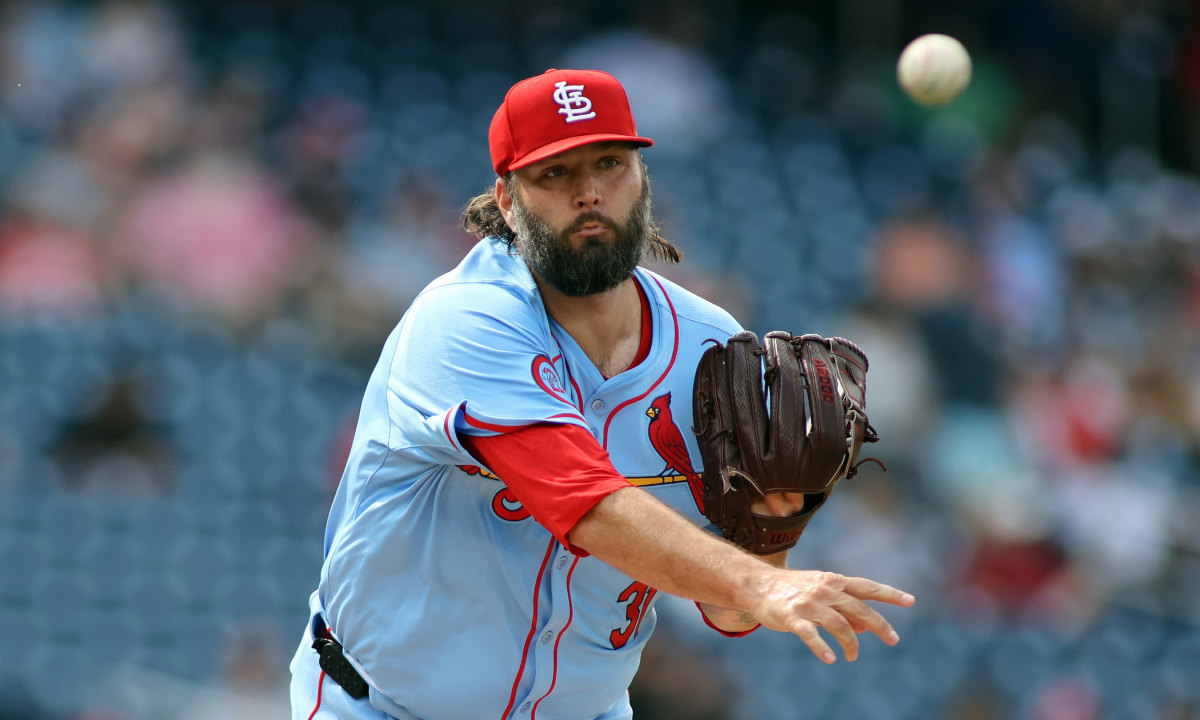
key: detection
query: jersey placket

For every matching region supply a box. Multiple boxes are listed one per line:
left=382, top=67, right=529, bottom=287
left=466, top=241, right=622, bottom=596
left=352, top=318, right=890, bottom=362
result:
left=514, top=545, right=577, bottom=717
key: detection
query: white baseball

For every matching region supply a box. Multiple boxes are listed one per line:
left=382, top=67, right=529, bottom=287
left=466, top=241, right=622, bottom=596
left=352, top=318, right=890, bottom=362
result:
left=897, top=34, right=972, bottom=107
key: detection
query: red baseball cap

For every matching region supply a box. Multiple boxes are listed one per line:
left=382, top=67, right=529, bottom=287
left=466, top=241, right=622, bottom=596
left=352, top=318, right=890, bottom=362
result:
left=489, top=68, right=654, bottom=176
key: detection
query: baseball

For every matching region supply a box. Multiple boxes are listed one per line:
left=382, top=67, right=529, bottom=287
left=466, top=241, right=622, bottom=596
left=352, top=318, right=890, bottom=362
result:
left=897, top=34, right=972, bottom=107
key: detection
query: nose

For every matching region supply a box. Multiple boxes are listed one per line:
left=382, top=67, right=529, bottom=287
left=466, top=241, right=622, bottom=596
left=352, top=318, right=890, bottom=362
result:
left=573, top=168, right=601, bottom=208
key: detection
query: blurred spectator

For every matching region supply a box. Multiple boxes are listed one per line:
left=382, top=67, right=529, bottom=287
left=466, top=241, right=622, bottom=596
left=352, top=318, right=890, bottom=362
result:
left=83, top=0, right=187, bottom=93
left=836, top=304, right=937, bottom=462
left=119, top=154, right=313, bottom=332
left=0, top=0, right=89, bottom=137
left=562, top=6, right=735, bottom=155
left=0, top=211, right=108, bottom=319
left=181, top=622, right=290, bottom=720
left=48, top=372, right=176, bottom=496
left=278, top=93, right=366, bottom=236
left=1030, top=676, right=1100, bottom=720
left=872, top=214, right=1001, bottom=408
left=308, top=171, right=471, bottom=366
left=97, top=623, right=290, bottom=720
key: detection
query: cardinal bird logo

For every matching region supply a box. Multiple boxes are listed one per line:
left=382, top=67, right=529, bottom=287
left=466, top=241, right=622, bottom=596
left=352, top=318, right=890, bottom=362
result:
left=645, top=392, right=705, bottom=512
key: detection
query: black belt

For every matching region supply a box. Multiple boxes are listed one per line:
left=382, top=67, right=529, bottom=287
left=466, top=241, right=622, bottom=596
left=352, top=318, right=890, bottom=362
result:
left=312, top=616, right=369, bottom=699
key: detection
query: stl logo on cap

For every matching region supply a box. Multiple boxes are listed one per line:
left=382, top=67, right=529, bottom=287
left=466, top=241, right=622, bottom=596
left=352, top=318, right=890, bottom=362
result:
left=553, top=81, right=596, bottom=123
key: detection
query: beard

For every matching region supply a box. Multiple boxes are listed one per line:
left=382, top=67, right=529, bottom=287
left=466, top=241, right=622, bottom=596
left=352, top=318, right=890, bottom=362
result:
left=509, top=179, right=652, bottom=297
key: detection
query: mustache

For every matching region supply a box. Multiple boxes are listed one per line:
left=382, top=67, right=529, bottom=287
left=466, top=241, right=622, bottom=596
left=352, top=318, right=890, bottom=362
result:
left=566, top=211, right=619, bottom=235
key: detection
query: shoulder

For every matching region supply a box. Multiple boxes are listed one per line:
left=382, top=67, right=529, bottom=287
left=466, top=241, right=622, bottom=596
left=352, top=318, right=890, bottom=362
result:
left=380, top=241, right=553, bottom=376
left=412, top=237, right=542, bottom=321
left=375, top=238, right=552, bottom=362
left=637, top=268, right=742, bottom=337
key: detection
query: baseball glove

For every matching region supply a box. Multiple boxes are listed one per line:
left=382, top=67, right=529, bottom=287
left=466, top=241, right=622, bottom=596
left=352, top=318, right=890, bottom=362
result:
left=692, top=331, right=880, bottom=555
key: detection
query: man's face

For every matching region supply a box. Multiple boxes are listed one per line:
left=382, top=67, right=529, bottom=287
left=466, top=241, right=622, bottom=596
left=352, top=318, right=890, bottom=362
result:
left=503, top=143, right=652, bottom=297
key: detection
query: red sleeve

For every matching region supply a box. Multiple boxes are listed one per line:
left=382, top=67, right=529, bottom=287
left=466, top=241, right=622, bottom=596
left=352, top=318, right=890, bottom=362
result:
left=461, top=423, right=633, bottom=555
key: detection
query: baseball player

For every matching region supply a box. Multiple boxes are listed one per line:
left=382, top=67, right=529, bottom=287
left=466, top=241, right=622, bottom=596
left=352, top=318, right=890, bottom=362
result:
left=290, top=68, right=915, bottom=720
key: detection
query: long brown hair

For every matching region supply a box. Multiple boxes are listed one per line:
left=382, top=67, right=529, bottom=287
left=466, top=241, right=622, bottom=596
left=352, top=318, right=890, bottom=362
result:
left=460, top=158, right=681, bottom=264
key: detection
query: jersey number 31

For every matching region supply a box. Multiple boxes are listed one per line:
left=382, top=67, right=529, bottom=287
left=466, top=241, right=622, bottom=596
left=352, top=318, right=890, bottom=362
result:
left=610, top=581, right=658, bottom=650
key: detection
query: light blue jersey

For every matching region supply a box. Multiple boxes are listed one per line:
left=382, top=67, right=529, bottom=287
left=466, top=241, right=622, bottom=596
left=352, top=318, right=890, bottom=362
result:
left=296, top=235, right=741, bottom=720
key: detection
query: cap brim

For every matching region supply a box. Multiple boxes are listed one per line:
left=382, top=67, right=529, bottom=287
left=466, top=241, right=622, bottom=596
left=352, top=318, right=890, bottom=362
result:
left=506, top=133, right=654, bottom=173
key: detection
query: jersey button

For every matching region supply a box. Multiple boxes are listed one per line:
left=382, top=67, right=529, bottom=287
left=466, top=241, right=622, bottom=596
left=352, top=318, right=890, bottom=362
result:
left=556, top=556, right=568, bottom=569
left=541, top=630, right=555, bottom=644
left=590, top=399, right=604, bottom=411
left=521, top=702, right=532, bottom=713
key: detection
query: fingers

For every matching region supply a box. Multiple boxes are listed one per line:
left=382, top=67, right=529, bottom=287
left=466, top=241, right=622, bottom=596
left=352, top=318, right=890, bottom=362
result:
left=790, top=610, right=861, bottom=663
left=811, top=606, right=861, bottom=661
left=792, top=620, right=837, bottom=664
left=782, top=573, right=917, bottom=662
left=848, top=616, right=870, bottom=634
left=749, top=491, right=808, bottom=517
left=792, top=616, right=888, bottom=663
left=834, top=577, right=912, bottom=648
left=836, top=596, right=900, bottom=647
left=842, top=576, right=917, bottom=608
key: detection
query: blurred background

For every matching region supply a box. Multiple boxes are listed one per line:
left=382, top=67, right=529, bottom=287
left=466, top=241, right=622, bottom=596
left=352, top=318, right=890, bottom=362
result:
left=0, top=0, right=1198, bottom=718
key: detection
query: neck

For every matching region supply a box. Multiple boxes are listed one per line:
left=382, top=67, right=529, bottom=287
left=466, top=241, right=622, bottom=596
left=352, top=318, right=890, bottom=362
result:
left=537, top=274, right=643, bottom=379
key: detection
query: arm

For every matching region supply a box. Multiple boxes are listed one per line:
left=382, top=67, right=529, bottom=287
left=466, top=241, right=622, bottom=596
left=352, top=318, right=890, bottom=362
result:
left=568, top=486, right=915, bottom=663
left=464, top=423, right=914, bottom=661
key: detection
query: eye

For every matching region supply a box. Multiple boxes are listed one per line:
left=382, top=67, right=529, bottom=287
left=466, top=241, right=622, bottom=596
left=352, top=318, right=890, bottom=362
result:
left=599, top=156, right=621, bottom=169
left=543, top=166, right=566, bottom=178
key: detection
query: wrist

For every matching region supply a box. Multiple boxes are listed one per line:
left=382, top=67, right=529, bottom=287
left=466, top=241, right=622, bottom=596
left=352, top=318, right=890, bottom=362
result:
left=725, top=553, right=786, bottom=616
left=759, top=548, right=790, bottom=569
left=695, top=601, right=761, bottom=636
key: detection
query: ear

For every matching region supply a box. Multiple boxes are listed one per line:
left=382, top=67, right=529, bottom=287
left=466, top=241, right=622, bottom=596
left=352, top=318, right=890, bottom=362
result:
left=496, top=176, right=516, bottom=228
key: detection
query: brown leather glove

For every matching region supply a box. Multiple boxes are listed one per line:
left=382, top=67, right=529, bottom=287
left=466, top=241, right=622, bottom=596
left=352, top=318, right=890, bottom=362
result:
left=692, top=331, right=880, bottom=554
